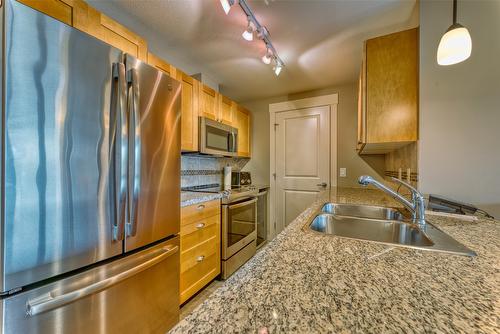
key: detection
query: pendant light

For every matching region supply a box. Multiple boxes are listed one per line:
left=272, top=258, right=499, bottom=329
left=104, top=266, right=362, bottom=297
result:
left=437, top=0, right=472, bottom=65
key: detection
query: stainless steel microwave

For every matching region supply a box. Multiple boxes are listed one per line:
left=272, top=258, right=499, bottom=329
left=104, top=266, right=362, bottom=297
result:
left=199, top=117, right=238, bottom=156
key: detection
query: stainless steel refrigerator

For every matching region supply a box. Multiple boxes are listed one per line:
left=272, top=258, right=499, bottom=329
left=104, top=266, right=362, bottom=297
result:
left=0, top=1, right=181, bottom=333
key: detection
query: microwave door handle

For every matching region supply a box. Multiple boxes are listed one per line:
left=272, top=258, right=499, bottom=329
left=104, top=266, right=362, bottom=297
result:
left=232, top=132, right=237, bottom=153
left=227, top=132, right=233, bottom=153
left=26, top=245, right=179, bottom=316
left=127, top=68, right=141, bottom=237
left=111, top=63, right=127, bottom=241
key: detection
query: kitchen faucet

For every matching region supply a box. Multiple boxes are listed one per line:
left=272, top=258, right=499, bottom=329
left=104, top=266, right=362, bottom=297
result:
left=358, top=175, right=426, bottom=225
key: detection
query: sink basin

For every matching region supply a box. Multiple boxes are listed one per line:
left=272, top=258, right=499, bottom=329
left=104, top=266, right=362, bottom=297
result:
left=307, top=204, right=477, bottom=256
left=321, top=203, right=406, bottom=221
left=310, top=213, right=433, bottom=247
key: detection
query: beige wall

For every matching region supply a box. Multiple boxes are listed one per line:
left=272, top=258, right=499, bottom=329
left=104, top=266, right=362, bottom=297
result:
left=419, top=0, right=500, bottom=217
left=242, top=84, right=385, bottom=187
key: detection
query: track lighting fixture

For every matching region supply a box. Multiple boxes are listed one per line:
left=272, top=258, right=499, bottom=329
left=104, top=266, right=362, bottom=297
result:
left=437, top=0, right=472, bottom=65
left=273, top=59, right=283, bottom=76
left=242, top=19, right=254, bottom=41
left=262, top=48, right=272, bottom=65
left=220, top=0, right=235, bottom=15
left=220, top=0, right=284, bottom=75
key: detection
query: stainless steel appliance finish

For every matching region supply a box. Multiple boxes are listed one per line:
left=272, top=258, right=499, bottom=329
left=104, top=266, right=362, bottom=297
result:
left=124, top=54, right=181, bottom=251
left=0, top=1, right=181, bottom=332
left=321, top=203, right=406, bottom=221
left=2, top=237, right=180, bottom=334
left=256, top=188, right=268, bottom=249
left=306, top=204, right=477, bottom=256
left=199, top=117, right=238, bottom=157
left=3, top=0, right=124, bottom=292
left=221, top=189, right=258, bottom=279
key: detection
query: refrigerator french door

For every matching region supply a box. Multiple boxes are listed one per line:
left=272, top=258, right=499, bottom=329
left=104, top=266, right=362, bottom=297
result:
left=1, top=1, right=181, bottom=333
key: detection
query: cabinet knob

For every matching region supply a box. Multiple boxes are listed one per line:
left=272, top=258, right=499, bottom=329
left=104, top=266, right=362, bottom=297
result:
left=196, top=255, right=205, bottom=262
left=195, top=223, right=205, bottom=229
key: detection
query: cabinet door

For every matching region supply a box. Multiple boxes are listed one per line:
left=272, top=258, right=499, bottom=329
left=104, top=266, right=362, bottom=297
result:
left=95, top=13, right=148, bottom=60
left=147, top=53, right=176, bottom=78
left=16, top=0, right=83, bottom=26
left=235, top=106, right=251, bottom=158
left=176, top=71, right=199, bottom=152
left=357, top=44, right=367, bottom=151
left=199, top=84, right=218, bottom=121
left=218, top=95, right=234, bottom=126
left=365, top=28, right=418, bottom=143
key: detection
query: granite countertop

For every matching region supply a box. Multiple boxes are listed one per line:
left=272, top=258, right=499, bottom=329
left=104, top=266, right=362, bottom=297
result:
left=171, top=187, right=499, bottom=333
left=180, top=191, right=224, bottom=207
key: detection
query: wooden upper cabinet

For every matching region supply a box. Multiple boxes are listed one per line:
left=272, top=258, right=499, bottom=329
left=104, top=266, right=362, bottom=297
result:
left=199, top=84, right=218, bottom=121
left=358, top=27, right=418, bottom=154
left=218, top=95, right=234, bottom=126
left=16, top=0, right=85, bottom=26
left=176, top=70, right=199, bottom=152
left=93, top=13, right=147, bottom=60
left=234, top=106, right=251, bottom=158
left=147, top=53, right=176, bottom=78
left=18, top=0, right=148, bottom=60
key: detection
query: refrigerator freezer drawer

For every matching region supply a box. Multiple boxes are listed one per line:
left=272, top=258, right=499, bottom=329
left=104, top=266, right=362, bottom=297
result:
left=1, top=237, right=180, bottom=334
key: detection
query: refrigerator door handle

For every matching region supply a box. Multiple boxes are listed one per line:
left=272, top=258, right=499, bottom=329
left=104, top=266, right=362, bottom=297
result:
left=126, top=68, right=141, bottom=237
left=112, top=63, right=128, bottom=241
left=26, top=245, right=179, bottom=316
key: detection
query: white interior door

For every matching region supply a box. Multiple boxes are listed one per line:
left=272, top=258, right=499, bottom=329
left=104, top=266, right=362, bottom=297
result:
left=275, top=106, right=330, bottom=231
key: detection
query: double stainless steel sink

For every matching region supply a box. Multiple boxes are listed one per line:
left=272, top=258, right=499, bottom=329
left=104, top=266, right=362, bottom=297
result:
left=308, top=203, right=476, bottom=256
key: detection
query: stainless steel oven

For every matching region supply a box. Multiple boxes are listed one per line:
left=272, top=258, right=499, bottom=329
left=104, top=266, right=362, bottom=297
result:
left=221, top=196, right=257, bottom=279
left=200, top=117, right=238, bottom=156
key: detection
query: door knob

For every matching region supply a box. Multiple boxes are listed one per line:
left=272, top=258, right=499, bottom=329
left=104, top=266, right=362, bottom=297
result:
left=317, top=182, right=327, bottom=187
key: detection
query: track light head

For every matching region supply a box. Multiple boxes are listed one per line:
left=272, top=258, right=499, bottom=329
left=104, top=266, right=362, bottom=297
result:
left=220, top=0, right=235, bottom=15
left=262, top=48, right=273, bottom=64
left=242, top=19, right=254, bottom=41
left=273, top=59, right=283, bottom=76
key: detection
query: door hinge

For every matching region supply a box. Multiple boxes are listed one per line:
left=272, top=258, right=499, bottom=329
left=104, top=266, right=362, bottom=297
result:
left=274, top=123, right=279, bottom=130
left=272, top=173, right=276, bottom=180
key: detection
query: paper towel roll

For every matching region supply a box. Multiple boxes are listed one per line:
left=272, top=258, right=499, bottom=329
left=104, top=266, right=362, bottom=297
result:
left=223, top=165, right=232, bottom=190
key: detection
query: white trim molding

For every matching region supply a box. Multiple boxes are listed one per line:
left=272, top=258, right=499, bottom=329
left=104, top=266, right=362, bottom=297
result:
left=268, top=93, right=338, bottom=240
left=269, top=94, right=339, bottom=113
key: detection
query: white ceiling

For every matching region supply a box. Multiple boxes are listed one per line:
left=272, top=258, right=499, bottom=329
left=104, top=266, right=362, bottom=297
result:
left=90, top=0, right=418, bottom=102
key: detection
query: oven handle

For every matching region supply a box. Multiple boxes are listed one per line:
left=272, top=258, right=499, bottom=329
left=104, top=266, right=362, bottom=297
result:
left=228, top=198, right=257, bottom=210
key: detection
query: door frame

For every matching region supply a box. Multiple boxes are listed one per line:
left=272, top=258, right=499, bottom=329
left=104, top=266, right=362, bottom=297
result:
left=268, top=94, right=338, bottom=239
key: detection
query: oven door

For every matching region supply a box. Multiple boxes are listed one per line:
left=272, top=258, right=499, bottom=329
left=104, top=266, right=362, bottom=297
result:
left=200, top=117, right=238, bottom=156
left=222, top=197, right=257, bottom=260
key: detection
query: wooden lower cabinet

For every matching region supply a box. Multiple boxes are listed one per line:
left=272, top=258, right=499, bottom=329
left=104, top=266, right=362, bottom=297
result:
left=179, top=200, right=221, bottom=304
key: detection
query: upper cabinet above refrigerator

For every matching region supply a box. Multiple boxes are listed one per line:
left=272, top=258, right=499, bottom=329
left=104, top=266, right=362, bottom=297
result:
left=16, top=0, right=148, bottom=60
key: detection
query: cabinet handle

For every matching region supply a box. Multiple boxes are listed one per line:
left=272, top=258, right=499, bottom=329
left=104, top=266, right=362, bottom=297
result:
left=196, top=255, right=205, bottom=262
left=195, top=223, right=205, bottom=229
left=196, top=204, right=205, bottom=210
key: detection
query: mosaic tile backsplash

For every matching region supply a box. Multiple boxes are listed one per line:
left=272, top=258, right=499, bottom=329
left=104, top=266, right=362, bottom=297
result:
left=181, top=155, right=250, bottom=189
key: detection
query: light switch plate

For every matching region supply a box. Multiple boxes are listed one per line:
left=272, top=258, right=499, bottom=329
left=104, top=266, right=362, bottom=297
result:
left=340, top=168, right=347, bottom=177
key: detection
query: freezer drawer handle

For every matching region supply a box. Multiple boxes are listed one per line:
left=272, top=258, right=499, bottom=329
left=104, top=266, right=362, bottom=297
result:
left=26, top=245, right=178, bottom=317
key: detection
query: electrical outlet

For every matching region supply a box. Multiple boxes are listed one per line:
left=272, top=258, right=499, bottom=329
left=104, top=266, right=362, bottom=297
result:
left=339, top=168, right=347, bottom=177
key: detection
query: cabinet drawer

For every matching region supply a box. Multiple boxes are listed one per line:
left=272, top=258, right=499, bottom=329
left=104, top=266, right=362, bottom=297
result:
left=181, top=199, right=220, bottom=226
left=180, top=238, right=220, bottom=304
left=181, top=215, right=219, bottom=252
